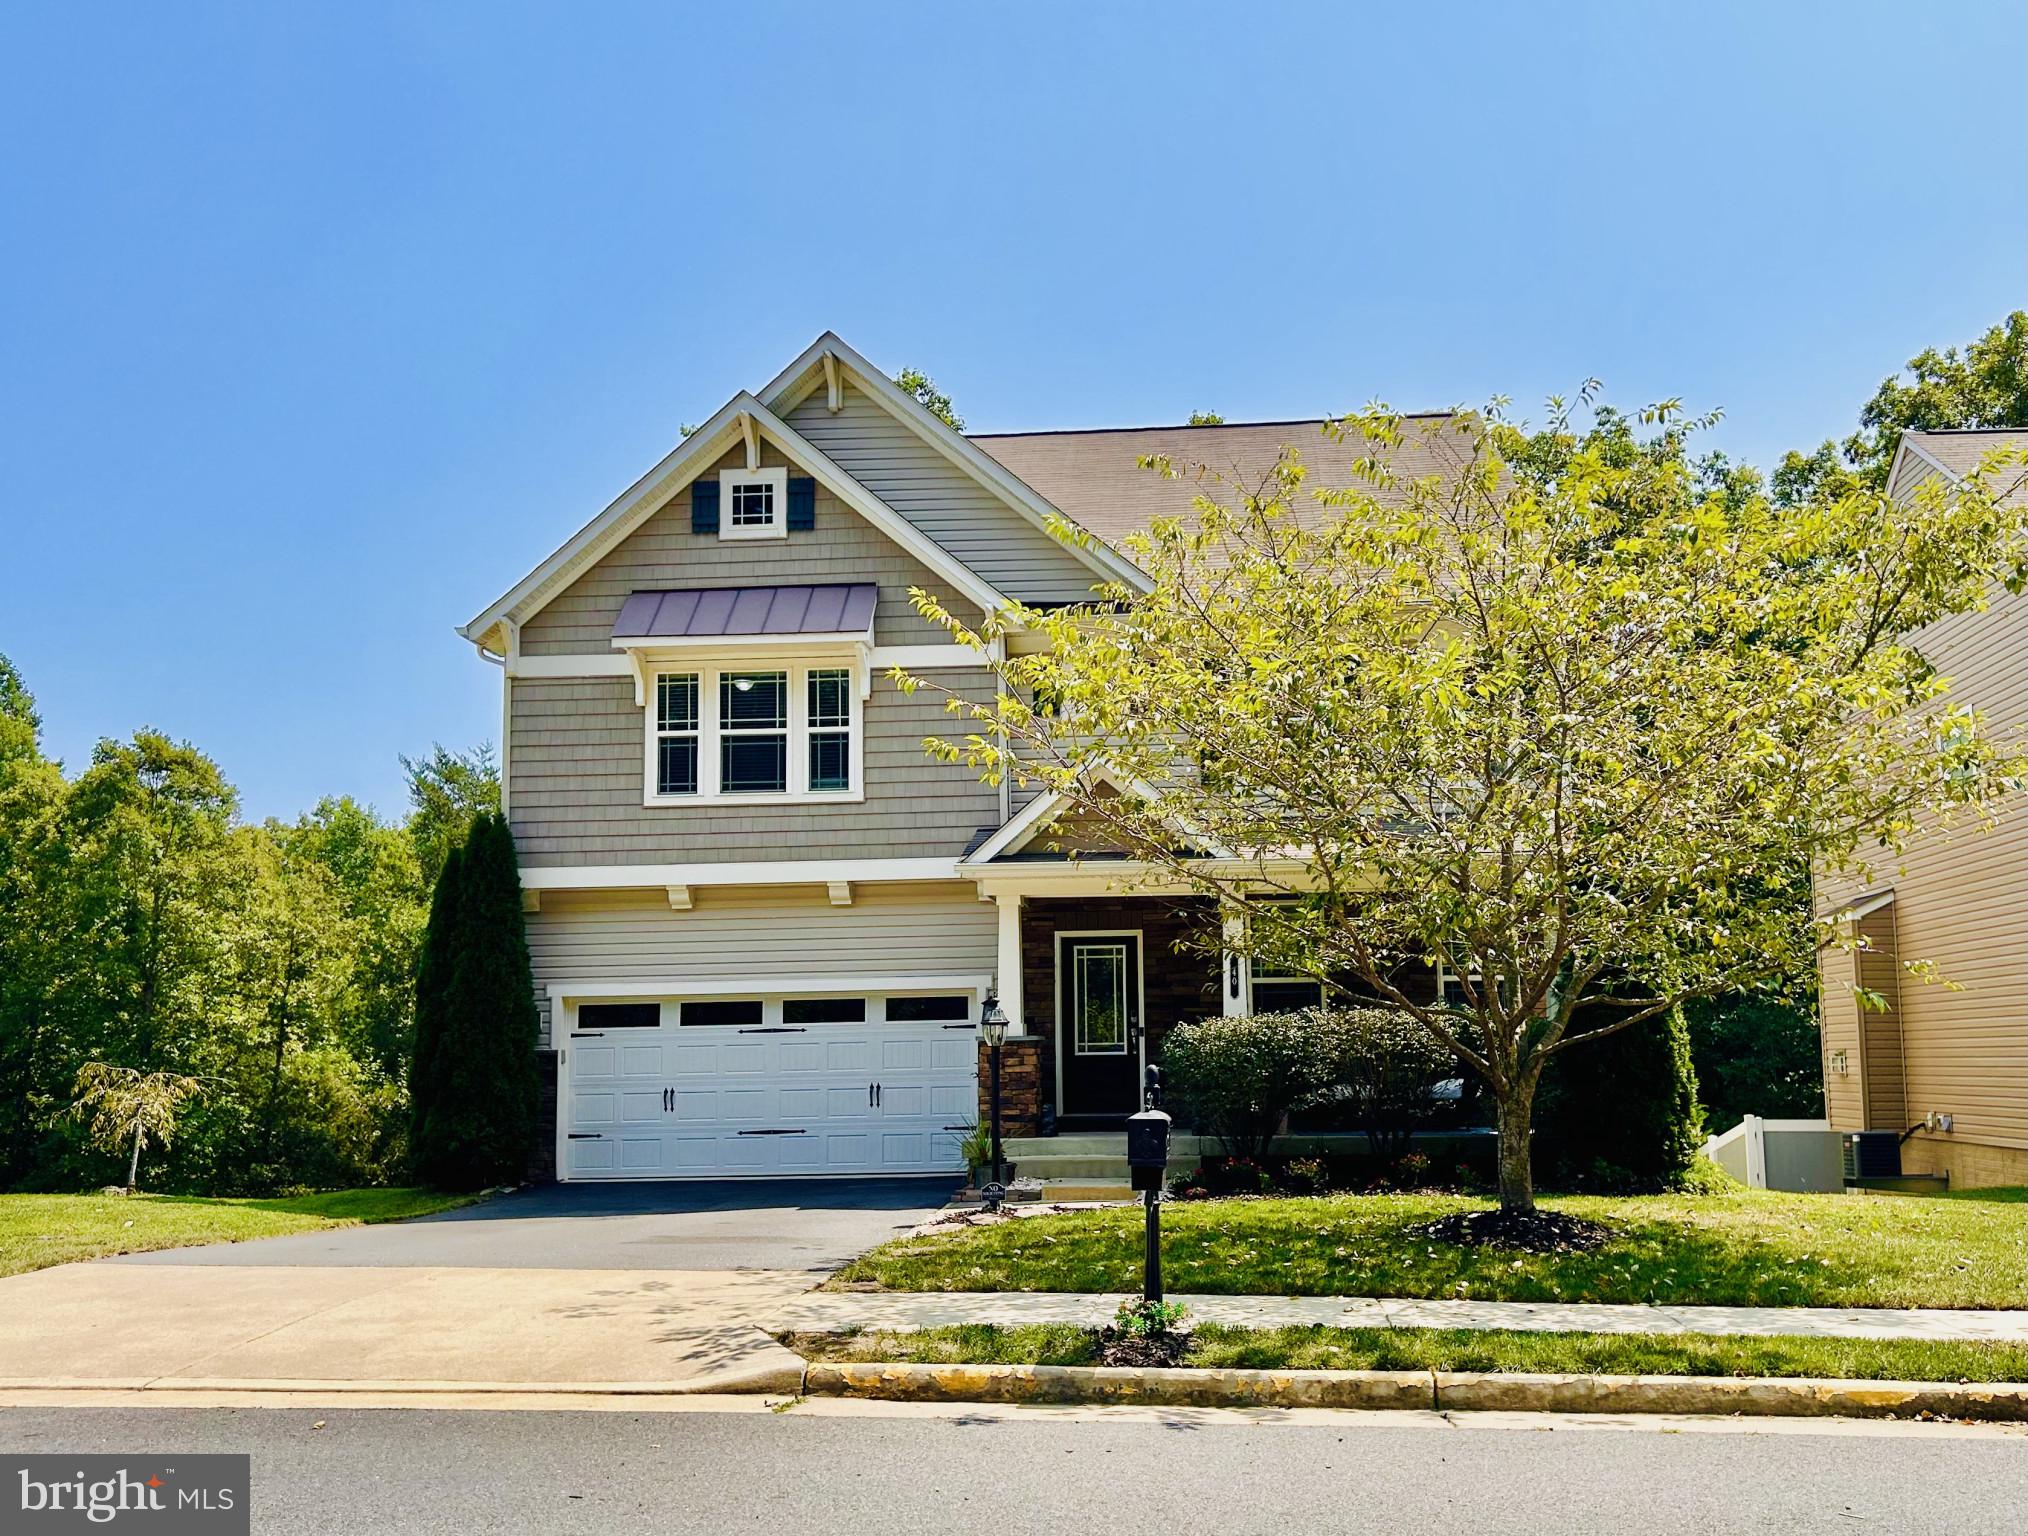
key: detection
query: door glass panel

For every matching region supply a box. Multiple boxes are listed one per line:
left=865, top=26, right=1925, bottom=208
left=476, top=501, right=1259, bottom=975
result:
left=1073, top=943, right=1130, bottom=1055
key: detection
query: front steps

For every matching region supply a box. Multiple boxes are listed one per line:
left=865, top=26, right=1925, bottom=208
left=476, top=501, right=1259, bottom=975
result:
left=1005, top=1133, right=1202, bottom=1188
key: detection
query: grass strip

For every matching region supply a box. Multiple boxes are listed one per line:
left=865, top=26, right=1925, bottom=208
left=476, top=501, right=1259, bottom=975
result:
left=783, top=1323, right=2028, bottom=1383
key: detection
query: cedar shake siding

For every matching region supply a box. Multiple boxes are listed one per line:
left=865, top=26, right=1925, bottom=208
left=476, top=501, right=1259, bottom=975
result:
left=519, top=439, right=976, bottom=656
left=509, top=669, right=1001, bottom=866
left=786, top=381, right=1104, bottom=606
left=524, top=883, right=996, bottom=1048
left=1812, top=430, right=2028, bottom=1186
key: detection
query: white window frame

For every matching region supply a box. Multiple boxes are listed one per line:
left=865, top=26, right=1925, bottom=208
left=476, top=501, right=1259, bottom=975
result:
left=719, top=466, right=788, bottom=541
left=643, top=658, right=865, bottom=807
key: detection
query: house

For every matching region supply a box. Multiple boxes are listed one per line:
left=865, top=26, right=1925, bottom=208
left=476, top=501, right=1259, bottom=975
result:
left=1814, top=427, right=2028, bottom=1189
left=459, top=332, right=1446, bottom=1181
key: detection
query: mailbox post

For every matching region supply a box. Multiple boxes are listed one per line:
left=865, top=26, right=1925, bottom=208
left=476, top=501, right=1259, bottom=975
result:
left=1125, top=1066, right=1171, bottom=1304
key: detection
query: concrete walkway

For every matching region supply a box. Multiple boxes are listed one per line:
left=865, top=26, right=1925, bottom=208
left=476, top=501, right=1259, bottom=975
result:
left=768, top=1291, right=2028, bottom=1343
left=0, top=1263, right=807, bottom=1394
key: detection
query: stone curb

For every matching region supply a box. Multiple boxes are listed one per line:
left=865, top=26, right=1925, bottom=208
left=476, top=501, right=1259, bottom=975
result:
left=800, top=1362, right=2028, bottom=1422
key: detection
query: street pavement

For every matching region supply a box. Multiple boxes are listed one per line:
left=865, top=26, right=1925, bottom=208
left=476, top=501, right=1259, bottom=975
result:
left=108, top=1176, right=951, bottom=1271
left=2, top=1401, right=2022, bottom=1535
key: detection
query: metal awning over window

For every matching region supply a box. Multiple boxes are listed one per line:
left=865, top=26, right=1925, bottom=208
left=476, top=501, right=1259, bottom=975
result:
left=612, top=584, right=877, bottom=642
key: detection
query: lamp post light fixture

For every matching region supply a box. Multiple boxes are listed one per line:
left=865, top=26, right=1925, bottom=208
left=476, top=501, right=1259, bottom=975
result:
left=979, top=992, right=1010, bottom=1210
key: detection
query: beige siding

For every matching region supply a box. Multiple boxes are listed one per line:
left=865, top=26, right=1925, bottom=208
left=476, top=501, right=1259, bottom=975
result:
left=525, top=883, right=996, bottom=1046
left=1816, top=580, right=2028, bottom=1168
left=519, top=439, right=976, bottom=656
left=509, top=670, right=1001, bottom=866
left=786, top=382, right=1104, bottom=605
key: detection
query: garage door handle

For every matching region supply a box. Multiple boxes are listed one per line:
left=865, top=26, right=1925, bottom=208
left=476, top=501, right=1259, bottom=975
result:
left=739, top=1026, right=806, bottom=1034
left=571, top=1031, right=605, bottom=1038
left=567, top=1133, right=602, bottom=1140
left=735, top=1128, right=807, bottom=1136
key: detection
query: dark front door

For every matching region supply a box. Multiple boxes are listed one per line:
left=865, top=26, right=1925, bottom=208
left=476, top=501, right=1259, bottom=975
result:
left=1058, top=933, right=1142, bottom=1120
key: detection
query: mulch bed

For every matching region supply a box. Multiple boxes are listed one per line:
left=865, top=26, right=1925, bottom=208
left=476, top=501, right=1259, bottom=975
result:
left=1097, top=1328, right=1192, bottom=1368
left=1407, top=1208, right=1615, bottom=1254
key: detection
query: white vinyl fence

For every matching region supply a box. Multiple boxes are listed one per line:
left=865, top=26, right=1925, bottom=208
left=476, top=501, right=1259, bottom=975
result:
left=1704, top=1115, right=1844, bottom=1193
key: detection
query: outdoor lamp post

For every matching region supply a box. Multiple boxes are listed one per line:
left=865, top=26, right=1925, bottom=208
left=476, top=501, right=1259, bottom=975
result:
left=980, top=992, right=1009, bottom=1209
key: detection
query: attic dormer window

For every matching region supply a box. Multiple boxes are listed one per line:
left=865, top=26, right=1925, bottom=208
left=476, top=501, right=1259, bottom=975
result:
left=720, top=467, right=787, bottom=540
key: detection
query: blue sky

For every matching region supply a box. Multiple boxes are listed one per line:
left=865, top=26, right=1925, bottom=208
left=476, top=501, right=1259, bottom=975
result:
left=2, top=1, right=2022, bottom=822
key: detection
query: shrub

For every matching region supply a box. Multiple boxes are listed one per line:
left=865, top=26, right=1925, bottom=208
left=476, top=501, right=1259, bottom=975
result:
left=1535, top=1003, right=1703, bottom=1193
left=1311, top=1003, right=1458, bottom=1164
left=1282, top=1156, right=1329, bottom=1193
left=1160, top=1012, right=1341, bottom=1157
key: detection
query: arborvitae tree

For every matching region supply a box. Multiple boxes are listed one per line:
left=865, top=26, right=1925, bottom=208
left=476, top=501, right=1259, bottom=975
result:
left=1535, top=1004, right=1703, bottom=1192
left=408, top=837, right=464, bottom=1180
left=412, top=813, right=538, bottom=1189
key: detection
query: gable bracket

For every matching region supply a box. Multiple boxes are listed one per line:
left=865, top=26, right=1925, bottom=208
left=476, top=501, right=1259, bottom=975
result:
left=823, top=351, right=842, bottom=412
left=740, top=411, right=761, bottom=471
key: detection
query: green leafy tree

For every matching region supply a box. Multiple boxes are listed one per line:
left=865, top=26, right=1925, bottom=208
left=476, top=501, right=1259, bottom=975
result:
left=1775, top=311, right=2028, bottom=504
left=70, top=1062, right=207, bottom=1190
left=401, top=743, right=499, bottom=889
left=905, top=398, right=2028, bottom=1213
left=0, top=654, right=40, bottom=765
left=1685, top=993, right=1825, bottom=1129
left=1187, top=410, right=1226, bottom=426
left=410, top=813, right=539, bottom=1189
left=895, top=367, right=964, bottom=431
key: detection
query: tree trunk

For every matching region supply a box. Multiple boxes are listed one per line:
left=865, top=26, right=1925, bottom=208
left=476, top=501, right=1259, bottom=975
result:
left=1494, top=1083, right=1536, bottom=1213
left=126, top=1125, right=142, bottom=1192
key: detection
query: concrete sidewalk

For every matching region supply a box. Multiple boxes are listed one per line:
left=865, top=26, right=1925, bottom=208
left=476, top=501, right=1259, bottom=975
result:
left=0, top=1263, right=807, bottom=1394
left=768, top=1290, right=2028, bottom=1342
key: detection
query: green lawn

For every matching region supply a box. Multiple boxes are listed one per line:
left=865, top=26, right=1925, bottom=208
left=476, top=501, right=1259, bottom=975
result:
left=786, top=1323, right=2028, bottom=1383
left=830, top=1189, right=2028, bottom=1309
left=0, top=1188, right=483, bottom=1278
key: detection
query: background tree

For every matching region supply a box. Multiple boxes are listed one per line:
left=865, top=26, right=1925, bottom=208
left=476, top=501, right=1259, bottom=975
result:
left=1775, top=310, right=2028, bottom=504
left=1188, top=410, right=1226, bottom=426
left=906, top=399, right=2028, bottom=1219
left=69, top=1062, right=207, bottom=1190
left=401, top=743, right=500, bottom=889
left=410, top=812, right=540, bottom=1190
left=895, top=367, right=964, bottom=430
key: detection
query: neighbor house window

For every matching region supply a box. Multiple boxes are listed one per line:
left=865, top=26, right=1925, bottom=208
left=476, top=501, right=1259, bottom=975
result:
left=655, top=673, right=700, bottom=796
left=646, top=662, right=860, bottom=803
left=1249, top=956, right=1324, bottom=1014
left=719, top=467, right=787, bottom=539
left=720, top=671, right=789, bottom=793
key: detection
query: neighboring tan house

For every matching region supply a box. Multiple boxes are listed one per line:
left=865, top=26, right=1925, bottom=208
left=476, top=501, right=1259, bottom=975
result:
left=1815, top=427, right=2028, bottom=1189
left=459, top=332, right=1452, bottom=1181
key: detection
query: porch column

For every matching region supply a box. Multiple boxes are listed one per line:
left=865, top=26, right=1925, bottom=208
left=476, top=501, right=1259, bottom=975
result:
left=1222, top=912, right=1249, bottom=1016
left=995, top=893, right=1029, bottom=1036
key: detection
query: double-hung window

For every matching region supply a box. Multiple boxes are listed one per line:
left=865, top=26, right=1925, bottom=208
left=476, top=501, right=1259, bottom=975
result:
left=720, top=670, right=789, bottom=793
left=654, top=673, right=700, bottom=796
left=646, top=661, right=859, bottom=803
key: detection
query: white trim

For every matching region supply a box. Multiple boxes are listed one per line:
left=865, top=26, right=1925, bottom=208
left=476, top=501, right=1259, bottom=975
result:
left=1819, top=889, right=1895, bottom=925
left=961, top=771, right=1232, bottom=864
left=461, top=386, right=1017, bottom=645
left=994, top=893, right=1028, bottom=1037
left=719, top=464, right=786, bottom=540
left=760, top=333, right=1152, bottom=595
left=507, top=653, right=636, bottom=679
left=519, top=857, right=965, bottom=891
left=822, top=350, right=841, bottom=412
left=550, top=974, right=992, bottom=1004
left=868, top=641, right=998, bottom=672
left=642, top=660, right=865, bottom=807
left=1053, top=929, right=1148, bottom=1116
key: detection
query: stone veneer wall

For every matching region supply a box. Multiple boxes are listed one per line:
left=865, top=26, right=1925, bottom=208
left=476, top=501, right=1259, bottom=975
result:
left=978, top=1038, right=1044, bottom=1139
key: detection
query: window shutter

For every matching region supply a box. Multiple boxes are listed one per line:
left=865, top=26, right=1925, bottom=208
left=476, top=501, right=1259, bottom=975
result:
left=786, top=477, right=816, bottom=532
left=691, top=479, right=720, bottom=534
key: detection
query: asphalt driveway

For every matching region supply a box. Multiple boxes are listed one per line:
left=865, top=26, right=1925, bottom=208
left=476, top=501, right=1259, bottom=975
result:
left=109, top=1177, right=951, bottom=1272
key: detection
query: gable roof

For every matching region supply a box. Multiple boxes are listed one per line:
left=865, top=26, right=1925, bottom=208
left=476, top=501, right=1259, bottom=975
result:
left=1896, top=427, right=2028, bottom=503
left=971, top=413, right=1464, bottom=551
left=760, top=333, right=1151, bottom=596
left=459, top=388, right=1012, bottom=653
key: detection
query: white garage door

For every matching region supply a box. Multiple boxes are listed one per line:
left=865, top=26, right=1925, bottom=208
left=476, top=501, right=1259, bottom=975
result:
left=559, top=988, right=980, bottom=1180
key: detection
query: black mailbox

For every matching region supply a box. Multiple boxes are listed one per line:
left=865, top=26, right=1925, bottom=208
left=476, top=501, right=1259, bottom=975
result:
left=1126, top=1106, right=1172, bottom=1193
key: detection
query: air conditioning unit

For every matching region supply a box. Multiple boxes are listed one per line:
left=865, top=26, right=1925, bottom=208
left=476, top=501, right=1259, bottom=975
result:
left=1843, top=1130, right=1902, bottom=1180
